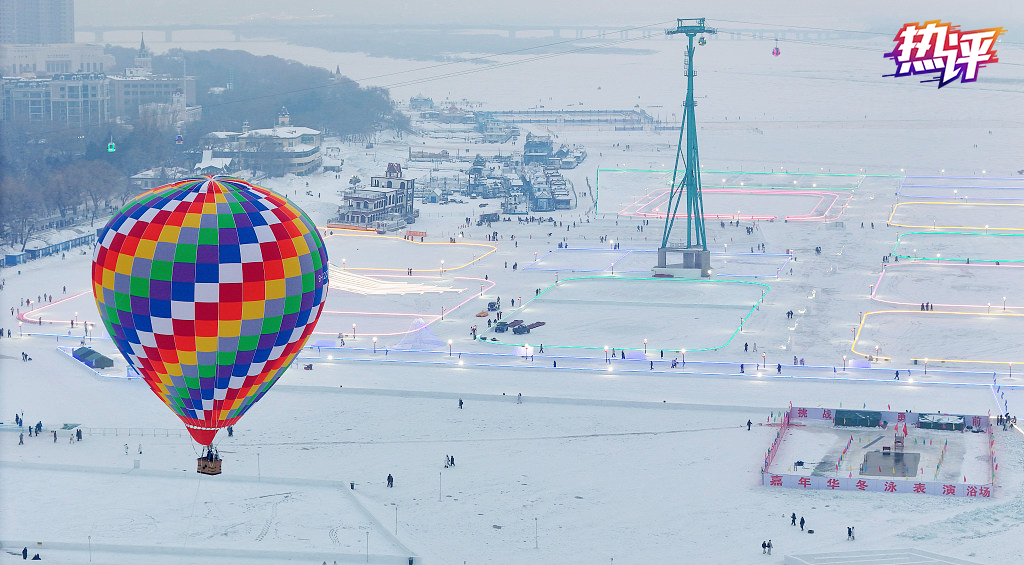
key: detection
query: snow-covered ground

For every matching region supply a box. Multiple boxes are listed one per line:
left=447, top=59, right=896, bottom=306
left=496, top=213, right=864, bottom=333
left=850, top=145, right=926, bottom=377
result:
left=4, top=15, right=1024, bottom=565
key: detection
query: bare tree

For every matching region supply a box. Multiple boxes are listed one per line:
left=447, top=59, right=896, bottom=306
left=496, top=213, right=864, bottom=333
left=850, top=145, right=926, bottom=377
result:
left=0, top=174, right=45, bottom=252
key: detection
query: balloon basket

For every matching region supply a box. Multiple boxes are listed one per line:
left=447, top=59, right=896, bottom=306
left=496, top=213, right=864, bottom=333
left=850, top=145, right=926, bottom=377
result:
left=197, top=457, right=222, bottom=475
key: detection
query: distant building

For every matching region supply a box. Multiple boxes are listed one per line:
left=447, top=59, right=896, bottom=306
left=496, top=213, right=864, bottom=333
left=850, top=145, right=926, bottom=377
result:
left=129, top=166, right=190, bottom=191
left=0, top=0, right=75, bottom=44
left=201, top=108, right=322, bottom=177
left=109, top=36, right=199, bottom=124
left=0, top=43, right=115, bottom=76
left=409, top=95, right=434, bottom=111
left=523, top=133, right=553, bottom=165
left=1, top=71, right=109, bottom=126
left=192, top=150, right=233, bottom=176
left=339, top=162, right=416, bottom=228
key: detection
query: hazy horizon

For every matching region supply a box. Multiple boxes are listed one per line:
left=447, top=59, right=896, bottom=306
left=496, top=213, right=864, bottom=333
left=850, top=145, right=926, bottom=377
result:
left=74, top=0, right=1020, bottom=36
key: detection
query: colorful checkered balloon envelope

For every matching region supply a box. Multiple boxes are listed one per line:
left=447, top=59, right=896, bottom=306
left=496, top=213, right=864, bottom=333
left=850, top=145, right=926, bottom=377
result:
left=92, top=177, right=329, bottom=445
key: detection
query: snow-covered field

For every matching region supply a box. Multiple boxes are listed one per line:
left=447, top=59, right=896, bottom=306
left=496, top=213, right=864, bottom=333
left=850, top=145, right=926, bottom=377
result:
left=4, top=12, right=1024, bottom=564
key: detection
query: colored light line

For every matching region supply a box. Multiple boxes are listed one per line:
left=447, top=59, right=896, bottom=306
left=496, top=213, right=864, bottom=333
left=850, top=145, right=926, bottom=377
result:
left=853, top=310, right=1024, bottom=365
left=889, top=202, right=1024, bottom=231
left=617, top=187, right=850, bottom=222
left=321, top=230, right=497, bottom=272
left=474, top=275, right=769, bottom=352
left=871, top=263, right=1024, bottom=311
left=892, top=231, right=1024, bottom=264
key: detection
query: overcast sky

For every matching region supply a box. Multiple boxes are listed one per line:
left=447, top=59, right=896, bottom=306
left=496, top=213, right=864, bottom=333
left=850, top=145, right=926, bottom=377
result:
left=75, top=0, right=1019, bottom=34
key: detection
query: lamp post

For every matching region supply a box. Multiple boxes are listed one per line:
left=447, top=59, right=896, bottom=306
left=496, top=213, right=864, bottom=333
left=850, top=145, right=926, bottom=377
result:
left=440, top=259, right=445, bottom=274
left=924, top=358, right=928, bottom=375
left=342, top=258, right=346, bottom=269
left=643, top=338, right=647, bottom=354
left=1004, top=297, right=1007, bottom=311
left=448, top=339, right=453, bottom=356
left=352, top=323, right=356, bottom=339
left=604, top=346, right=609, bottom=363
left=988, top=302, right=991, bottom=313
left=762, top=352, right=765, bottom=369
left=19, top=322, right=22, bottom=336
left=842, top=355, right=846, bottom=371
left=441, top=306, right=445, bottom=320
left=373, top=337, right=378, bottom=353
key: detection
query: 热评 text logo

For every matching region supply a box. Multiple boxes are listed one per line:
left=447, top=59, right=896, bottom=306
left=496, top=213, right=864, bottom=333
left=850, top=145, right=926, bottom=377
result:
left=884, top=20, right=1004, bottom=88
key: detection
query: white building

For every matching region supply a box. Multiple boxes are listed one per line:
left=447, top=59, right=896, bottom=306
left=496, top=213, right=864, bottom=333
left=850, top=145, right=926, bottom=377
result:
left=0, top=43, right=114, bottom=76
left=201, top=108, right=322, bottom=177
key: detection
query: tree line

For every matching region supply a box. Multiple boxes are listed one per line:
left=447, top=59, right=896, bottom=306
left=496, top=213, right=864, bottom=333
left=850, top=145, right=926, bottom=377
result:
left=0, top=47, right=409, bottom=251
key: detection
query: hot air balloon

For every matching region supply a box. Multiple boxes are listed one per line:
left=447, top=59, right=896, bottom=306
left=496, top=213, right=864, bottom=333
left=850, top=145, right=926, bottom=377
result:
left=92, top=177, right=329, bottom=469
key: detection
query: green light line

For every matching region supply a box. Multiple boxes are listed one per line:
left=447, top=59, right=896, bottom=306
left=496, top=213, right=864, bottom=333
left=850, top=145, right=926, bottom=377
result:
left=476, top=275, right=770, bottom=352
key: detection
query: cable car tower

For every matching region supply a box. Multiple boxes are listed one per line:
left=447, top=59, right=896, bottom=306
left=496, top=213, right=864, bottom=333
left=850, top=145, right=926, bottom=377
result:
left=656, top=18, right=716, bottom=278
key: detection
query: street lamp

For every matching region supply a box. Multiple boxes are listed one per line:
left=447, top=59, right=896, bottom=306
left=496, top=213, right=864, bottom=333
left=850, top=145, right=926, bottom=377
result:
left=342, top=258, right=346, bottom=269
left=842, top=355, right=846, bottom=371
left=448, top=339, right=453, bottom=356
left=352, top=323, right=356, bottom=339
left=440, top=259, right=445, bottom=274
left=762, top=352, right=766, bottom=369
left=643, top=338, right=647, bottom=354
left=604, top=346, right=609, bottom=362
left=924, top=358, right=928, bottom=374
left=1004, top=297, right=1007, bottom=311
left=373, top=337, right=378, bottom=353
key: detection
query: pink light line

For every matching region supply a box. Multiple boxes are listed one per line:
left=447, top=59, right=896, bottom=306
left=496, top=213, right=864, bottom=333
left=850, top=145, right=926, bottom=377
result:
left=619, top=188, right=849, bottom=222
left=313, top=277, right=496, bottom=336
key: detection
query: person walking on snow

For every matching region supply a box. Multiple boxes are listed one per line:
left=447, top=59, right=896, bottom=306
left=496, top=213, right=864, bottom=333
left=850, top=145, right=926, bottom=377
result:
left=747, top=420, right=752, bottom=431
left=387, top=474, right=394, bottom=487
left=800, top=516, right=805, bottom=531
left=767, top=540, right=772, bottom=555
left=791, top=513, right=797, bottom=526
left=762, top=541, right=767, bottom=554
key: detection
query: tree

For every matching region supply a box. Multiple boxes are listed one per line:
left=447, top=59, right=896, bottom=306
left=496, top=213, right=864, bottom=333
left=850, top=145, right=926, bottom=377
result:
left=349, top=175, right=361, bottom=188
left=75, top=161, right=127, bottom=226
left=0, top=173, right=45, bottom=252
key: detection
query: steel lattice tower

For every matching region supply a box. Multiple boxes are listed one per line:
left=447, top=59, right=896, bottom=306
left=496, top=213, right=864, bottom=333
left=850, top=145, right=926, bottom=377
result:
left=661, top=18, right=716, bottom=252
